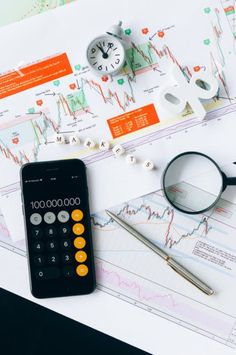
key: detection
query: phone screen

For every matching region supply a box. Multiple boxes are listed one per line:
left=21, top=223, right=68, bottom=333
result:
left=21, top=159, right=96, bottom=298
left=22, top=162, right=86, bottom=215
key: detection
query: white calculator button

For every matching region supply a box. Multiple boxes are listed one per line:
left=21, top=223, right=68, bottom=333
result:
left=44, top=212, right=56, bottom=224
left=58, top=210, right=70, bottom=223
left=30, top=213, right=42, bottom=226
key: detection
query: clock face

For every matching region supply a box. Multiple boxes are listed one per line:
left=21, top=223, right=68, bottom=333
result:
left=87, top=35, right=125, bottom=75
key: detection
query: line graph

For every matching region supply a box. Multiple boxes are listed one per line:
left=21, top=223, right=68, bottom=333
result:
left=2, top=185, right=236, bottom=347
left=91, top=189, right=236, bottom=348
left=91, top=196, right=214, bottom=249
left=123, top=7, right=231, bottom=103
left=55, top=91, right=91, bottom=119
left=0, top=111, right=59, bottom=165
left=0, top=6, right=234, bottom=171
left=80, top=99, right=236, bottom=169
left=0, top=142, right=30, bottom=165
left=0, top=88, right=234, bottom=171
left=0, top=211, right=26, bottom=256
left=92, top=203, right=173, bottom=228
left=45, top=75, right=136, bottom=117
left=43, top=31, right=231, bottom=121
left=66, top=91, right=89, bottom=114
left=1, top=1, right=236, bottom=351
left=80, top=77, right=136, bottom=112
left=96, top=258, right=236, bottom=348
left=167, top=215, right=210, bottom=248
left=126, top=41, right=185, bottom=76
left=0, top=214, right=10, bottom=238
left=96, top=259, right=177, bottom=308
left=91, top=187, right=236, bottom=283
left=220, top=0, right=236, bottom=38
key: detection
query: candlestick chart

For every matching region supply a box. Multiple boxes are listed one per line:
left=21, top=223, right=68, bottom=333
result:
left=0, top=3, right=234, bottom=170
left=2, top=186, right=236, bottom=347
left=90, top=188, right=236, bottom=348
left=0, top=111, right=59, bottom=166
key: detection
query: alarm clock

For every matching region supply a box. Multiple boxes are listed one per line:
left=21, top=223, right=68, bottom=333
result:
left=86, top=21, right=126, bottom=77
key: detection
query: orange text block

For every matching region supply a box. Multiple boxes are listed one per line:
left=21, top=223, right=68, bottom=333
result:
left=0, top=53, right=72, bottom=99
left=107, top=104, right=160, bottom=138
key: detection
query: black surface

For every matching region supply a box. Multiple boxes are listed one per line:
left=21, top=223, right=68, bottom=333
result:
left=0, top=288, right=150, bottom=355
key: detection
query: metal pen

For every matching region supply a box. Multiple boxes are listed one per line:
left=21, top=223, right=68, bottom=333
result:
left=105, top=210, right=214, bottom=296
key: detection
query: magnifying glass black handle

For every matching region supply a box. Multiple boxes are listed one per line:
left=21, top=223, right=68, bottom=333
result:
left=222, top=173, right=236, bottom=190
left=226, top=177, right=236, bottom=186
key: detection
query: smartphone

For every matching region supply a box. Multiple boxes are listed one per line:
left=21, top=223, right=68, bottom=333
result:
left=20, top=159, right=96, bottom=298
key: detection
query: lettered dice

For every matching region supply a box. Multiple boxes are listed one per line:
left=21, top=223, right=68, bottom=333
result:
left=84, top=138, right=96, bottom=149
left=142, top=160, right=155, bottom=170
left=112, top=144, right=125, bottom=156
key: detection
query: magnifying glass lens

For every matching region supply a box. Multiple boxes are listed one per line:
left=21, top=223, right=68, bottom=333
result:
left=163, top=153, right=223, bottom=214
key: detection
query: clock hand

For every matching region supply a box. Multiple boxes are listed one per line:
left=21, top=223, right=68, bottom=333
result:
left=96, top=43, right=109, bottom=59
left=96, top=44, right=105, bottom=54
left=105, top=43, right=113, bottom=55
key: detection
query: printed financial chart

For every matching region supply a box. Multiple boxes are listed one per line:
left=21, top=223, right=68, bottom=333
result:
left=0, top=0, right=235, bottom=189
left=1, top=0, right=236, bottom=350
left=1, top=187, right=236, bottom=349
left=92, top=189, right=236, bottom=349
left=221, top=0, right=236, bottom=37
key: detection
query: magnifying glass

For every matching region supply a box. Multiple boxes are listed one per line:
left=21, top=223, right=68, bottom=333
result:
left=162, top=151, right=236, bottom=214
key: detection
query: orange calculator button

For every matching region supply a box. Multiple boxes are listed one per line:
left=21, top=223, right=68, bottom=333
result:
left=72, top=223, right=85, bottom=235
left=75, top=250, right=87, bottom=263
left=76, top=264, right=88, bottom=277
left=71, top=209, right=83, bottom=222
left=73, top=237, right=86, bottom=249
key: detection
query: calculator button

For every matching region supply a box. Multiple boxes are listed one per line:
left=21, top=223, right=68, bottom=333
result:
left=71, top=209, right=83, bottom=222
left=32, top=227, right=43, bottom=239
left=76, top=264, right=88, bottom=277
left=35, top=269, right=45, bottom=280
left=44, top=212, right=56, bottom=224
left=62, top=266, right=75, bottom=278
left=45, top=226, right=57, bottom=237
left=59, top=225, right=70, bottom=237
left=72, top=223, right=85, bottom=235
left=46, top=240, right=58, bottom=251
left=33, top=241, right=44, bottom=252
left=73, top=237, right=86, bottom=249
left=60, top=239, right=72, bottom=250
left=30, top=213, right=42, bottom=226
left=48, top=253, right=59, bottom=265
left=62, top=252, right=73, bottom=264
left=35, top=267, right=60, bottom=280
left=34, top=255, right=45, bottom=266
left=75, top=251, right=87, bottom=263
left=58, top=210, right=70, bottom=223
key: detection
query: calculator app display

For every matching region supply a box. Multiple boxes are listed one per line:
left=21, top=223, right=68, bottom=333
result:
left=21, top=159, right=96, bottom=298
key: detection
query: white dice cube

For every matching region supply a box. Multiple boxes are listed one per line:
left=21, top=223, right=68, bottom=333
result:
left=143, top=159, right=155, bottom=170
left=84, top=138, right=96, bottom=149
left=126, top=154, right=136, bottom=164
left=54, top=134, right=65, bottom=144
left=69, top=134, right=80, bottom=145
left=99, top=139, right=110, bottom=151
left=112, top=144, right=125, bottom=156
